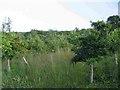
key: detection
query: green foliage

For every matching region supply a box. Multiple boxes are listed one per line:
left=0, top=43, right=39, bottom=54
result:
left=2, top=32, right=29, bottom=60
left=71, top=29, right=107, bottom=63
left=107, top=15, right=120, bottom=30
left=26, top=34, right=47, bottom=53
left=106, top=28, right=120, bottom=52
left=2, top=32, right=15, bottom=60
left=71, top=15, right=120, bottom=64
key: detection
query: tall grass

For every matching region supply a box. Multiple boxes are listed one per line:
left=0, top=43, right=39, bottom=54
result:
left=2, top=49, right=118, bottom=88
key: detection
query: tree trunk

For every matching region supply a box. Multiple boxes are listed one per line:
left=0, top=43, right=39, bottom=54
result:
left=7, top=59, right=11, bottom=73
left=90, top=63, right=93, bottom=83
left=114, top=50, right=118, bottom=65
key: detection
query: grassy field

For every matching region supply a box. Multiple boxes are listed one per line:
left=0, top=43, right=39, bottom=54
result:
left=2, top=49, right=118, bottom=88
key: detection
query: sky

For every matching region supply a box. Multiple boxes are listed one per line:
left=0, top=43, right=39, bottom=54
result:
left=0, top=0, right=119, bottom=32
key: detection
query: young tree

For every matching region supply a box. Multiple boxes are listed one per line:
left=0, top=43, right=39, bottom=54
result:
left=1, top=17, right=12, bottom=73
left=106, top=15, right=120, bottom=65
left=1, top=18, right=29, bottom=73
left=71, top=29, right=107, bottom=83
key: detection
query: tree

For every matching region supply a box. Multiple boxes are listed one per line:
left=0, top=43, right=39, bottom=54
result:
left=106, top=28, right=120, bottom=65
left=1, top=18, right=29, bottom=73
left=71, top=29, right=107, bottom=83
left=106, top=15, right=120, bottom=65
left=1, top=17, right=12, bottom=73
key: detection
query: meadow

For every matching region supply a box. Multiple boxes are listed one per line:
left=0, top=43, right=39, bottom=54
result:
left=2, top=49, right=118, bottom=88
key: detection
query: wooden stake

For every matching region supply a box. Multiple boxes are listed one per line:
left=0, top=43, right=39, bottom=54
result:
left=90, top=63, right=93, bottom=83
left=7, top=59, right=11, bottom=73
left=23, top=57, right=28, bottom=65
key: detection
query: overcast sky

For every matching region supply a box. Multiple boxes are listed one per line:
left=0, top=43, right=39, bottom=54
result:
left=0, top=0, right=119, bottom=32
